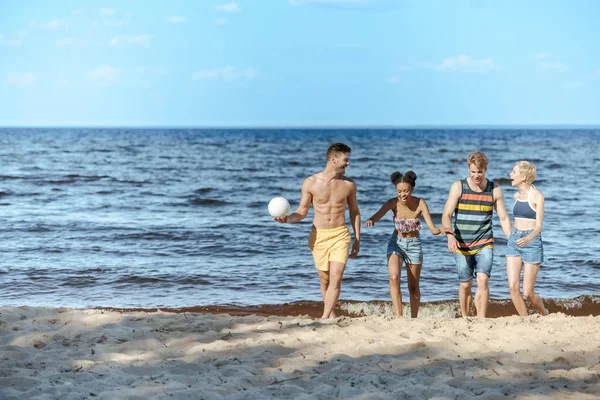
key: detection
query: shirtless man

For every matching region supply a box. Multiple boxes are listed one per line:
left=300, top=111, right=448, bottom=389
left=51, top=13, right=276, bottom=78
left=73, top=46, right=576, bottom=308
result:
left=442, top=151, right=511, bottom=318
left=275, top=143, right=360, bottom=319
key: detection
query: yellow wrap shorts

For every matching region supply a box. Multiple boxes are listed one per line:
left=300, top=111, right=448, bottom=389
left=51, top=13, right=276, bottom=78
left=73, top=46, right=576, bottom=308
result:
left=307, top=225, right=351, bottom=271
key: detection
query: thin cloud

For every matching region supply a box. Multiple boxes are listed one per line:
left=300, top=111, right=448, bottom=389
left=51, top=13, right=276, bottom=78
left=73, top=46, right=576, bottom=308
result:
left=167, top=16, right=186, bottom=23
left=4, top=72, right=37, bottom=87
left=89, top=65, right=120, bottom=86
left=434, top=54, right=500, bottom=73
left=100, top=8, right=116, bottom=16
left=109, top=35, right=152, bottom=48
left=214, top=3, right=241, bottom=13
left=192, top=66, right=257, bottom=80
left=387, top=76, right=401, bottom=84
left=540, top=62, right=570, bottom=72
left=93, top=17, right=126, bottom=27
left=40, top=19, right=68, bottom=31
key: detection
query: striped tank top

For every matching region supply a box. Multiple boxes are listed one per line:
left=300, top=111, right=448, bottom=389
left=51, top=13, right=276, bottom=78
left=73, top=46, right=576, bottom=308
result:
left=454, top=179, right=494, bottom=255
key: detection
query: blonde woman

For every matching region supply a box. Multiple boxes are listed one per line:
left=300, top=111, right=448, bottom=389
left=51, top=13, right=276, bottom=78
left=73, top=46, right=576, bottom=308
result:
left=506, top=161, right=547, bottom=316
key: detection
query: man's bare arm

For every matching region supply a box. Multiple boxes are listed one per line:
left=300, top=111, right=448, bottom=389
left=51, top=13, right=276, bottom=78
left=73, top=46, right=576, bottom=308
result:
left=347, top=181, right=360, bottom=257
left=493, top=184, right=512, bottom=238
left=442, top=181, right=462, bottom=252
left=275, top=178, right=312, bottom=223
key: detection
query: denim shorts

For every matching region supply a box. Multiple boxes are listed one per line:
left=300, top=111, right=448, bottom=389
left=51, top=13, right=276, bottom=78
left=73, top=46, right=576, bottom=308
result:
left=506, top=228, right=544, bottom=264
left=387, top=233, right=423, bottom=265
left=456, top=246, right=493, bottom=282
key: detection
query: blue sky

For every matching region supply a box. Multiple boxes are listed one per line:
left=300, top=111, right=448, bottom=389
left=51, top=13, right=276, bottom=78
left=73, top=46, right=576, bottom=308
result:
left=0, top=0, right=599, bottom=127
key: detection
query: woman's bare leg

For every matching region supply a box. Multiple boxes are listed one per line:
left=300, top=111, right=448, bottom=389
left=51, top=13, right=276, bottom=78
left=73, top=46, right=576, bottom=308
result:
left=523, top=263, right=547, bottom=315
left=388, top=254, right=403, bottom=317
left=507, top=256, right=528, bottom=316
left=406, top=263, right=422, bottom=318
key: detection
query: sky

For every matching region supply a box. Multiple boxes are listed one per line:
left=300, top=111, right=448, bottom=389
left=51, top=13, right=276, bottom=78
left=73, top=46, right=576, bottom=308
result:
left=0, top=0, right=599, bottom=127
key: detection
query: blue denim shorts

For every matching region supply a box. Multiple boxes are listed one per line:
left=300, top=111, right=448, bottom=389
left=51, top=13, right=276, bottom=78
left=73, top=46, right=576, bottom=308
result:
left=506, top=228, right=544, bottom=264
left=456, top=247, right=493, bottom=282
left=387, top=234, right=423, bottom=265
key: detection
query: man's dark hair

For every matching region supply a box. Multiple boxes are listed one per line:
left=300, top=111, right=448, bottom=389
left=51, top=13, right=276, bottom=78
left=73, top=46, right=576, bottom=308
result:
left=326, top=142, right=351, bottom=161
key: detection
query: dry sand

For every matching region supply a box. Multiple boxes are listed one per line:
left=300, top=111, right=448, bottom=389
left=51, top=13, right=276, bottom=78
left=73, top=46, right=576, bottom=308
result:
left=1, top=306, right=599, bottom=399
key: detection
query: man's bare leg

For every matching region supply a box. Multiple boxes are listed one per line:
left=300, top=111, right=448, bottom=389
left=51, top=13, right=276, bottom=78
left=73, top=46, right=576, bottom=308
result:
left=317, top=270, right=331, bottom=316
left=320, top=261, right=345, bottom=319
left=459, top=281, right=473, bottom=317
left=474, top=273, right=489, bottom=317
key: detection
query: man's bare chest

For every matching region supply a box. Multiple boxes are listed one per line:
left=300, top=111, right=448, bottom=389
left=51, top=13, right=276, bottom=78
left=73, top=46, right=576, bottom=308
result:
left=312, top=182, right=348, bottom=204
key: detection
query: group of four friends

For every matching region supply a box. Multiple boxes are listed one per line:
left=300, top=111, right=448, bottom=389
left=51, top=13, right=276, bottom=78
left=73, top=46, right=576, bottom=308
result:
left=274, top=143, right=547, bottom=319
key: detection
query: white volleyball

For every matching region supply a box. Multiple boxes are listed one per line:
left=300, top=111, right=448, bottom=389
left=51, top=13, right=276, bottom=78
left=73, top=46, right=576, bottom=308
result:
left=268, top=197, right=290, bottom=218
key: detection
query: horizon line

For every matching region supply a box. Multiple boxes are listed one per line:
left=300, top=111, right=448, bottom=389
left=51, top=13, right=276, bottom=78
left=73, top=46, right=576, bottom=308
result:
left=1, top=124, right=600, bottom=130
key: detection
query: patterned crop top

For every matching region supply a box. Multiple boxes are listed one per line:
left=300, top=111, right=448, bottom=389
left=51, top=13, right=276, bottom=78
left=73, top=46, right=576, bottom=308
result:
left=394, top=217, right=421, bottom=233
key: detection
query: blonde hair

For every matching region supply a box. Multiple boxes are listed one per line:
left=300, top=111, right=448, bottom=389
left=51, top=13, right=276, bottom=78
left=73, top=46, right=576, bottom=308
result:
left=516, top=161, right=536, bottom=183
left=467, top=151, right=488, bottom=170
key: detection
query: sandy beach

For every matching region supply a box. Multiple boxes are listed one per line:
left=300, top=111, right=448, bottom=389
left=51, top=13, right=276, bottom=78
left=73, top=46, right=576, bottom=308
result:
left=1, top=307, right=599, bottom=399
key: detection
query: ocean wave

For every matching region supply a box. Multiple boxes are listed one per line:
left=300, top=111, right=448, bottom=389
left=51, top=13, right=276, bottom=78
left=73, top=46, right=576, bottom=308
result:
left=117, top=232, right=193, bottom=241
left=114, top=275, right=170, bottom=284
left=0, top=175, right=23, bottom=180
left=189, top=198, right=228, bottom=206
left=116, top=295, right=600, bottom=319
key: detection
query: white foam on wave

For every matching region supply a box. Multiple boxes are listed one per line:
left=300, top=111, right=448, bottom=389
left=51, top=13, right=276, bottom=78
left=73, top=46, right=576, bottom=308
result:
left=340, top=301, right=460, bottom=319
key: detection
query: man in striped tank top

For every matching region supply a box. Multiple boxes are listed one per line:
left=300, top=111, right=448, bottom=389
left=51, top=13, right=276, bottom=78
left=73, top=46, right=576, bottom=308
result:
left=442, top=151, right=511, bottom=318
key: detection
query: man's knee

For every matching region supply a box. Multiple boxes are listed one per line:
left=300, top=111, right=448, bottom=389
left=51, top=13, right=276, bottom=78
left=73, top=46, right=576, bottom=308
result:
left=460, top=281, right=472, bottom=291
left=318, top=271, right=330, bottom=285
left=389, top=274, right=400, bottom=284
left=329, top=262, right=345, bottom=279
left=476, top=274, right=489, bottom=288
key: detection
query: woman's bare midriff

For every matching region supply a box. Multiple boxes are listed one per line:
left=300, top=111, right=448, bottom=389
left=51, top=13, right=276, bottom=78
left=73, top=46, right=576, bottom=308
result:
left=514, top=219, right=536, bottom=230
left=394, top=229, right=419, bottom=238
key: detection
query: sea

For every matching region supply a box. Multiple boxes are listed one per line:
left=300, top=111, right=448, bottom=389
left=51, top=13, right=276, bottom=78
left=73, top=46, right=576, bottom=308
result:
left=1, top=128, right=599, bottom=318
